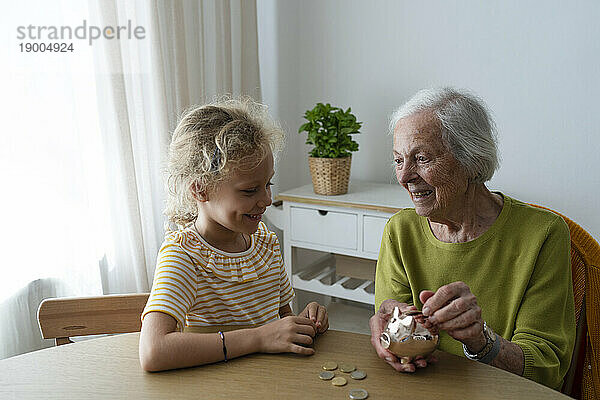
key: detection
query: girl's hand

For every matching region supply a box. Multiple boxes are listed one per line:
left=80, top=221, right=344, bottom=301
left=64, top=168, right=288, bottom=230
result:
left=256, top=316, right=317, bottom=355
left=420, top=282, right=486, bottom=352
left=299, top=302, right=329, bottom=334
left=369, top=299, right=437, bottom=372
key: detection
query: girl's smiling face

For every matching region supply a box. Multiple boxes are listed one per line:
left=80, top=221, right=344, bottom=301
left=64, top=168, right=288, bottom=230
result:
left=393, top=112, right=470, bottom=220
left=200, top=148, right=274, bottom=238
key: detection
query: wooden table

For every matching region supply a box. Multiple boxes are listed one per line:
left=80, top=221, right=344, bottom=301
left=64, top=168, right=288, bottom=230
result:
left=0, top=330, right=568, bottom=399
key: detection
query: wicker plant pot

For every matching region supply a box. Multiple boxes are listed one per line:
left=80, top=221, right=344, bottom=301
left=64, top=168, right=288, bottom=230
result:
left=308, top=156, right=352, bottom=195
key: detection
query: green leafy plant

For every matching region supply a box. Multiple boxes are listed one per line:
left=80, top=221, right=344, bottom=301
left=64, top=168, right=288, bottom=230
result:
left=298, top=103, right=362, bottom=158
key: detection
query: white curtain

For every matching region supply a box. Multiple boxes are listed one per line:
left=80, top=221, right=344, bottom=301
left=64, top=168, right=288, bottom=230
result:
left=89, top=0, right=262, bottom=293
left=0, top=0, right=262, bottom=359
left=0, top=0, right=107, bottom=359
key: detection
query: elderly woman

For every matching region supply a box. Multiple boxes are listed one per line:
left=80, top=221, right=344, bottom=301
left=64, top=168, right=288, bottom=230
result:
left=370, top=88, right=575, bottom=390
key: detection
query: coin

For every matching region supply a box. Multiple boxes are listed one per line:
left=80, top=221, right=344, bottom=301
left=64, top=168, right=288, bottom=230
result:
left=322, top=361, right=338, bottom=371
left=339, top=363, right=355, bottom=373
left=349, top=388, right=369, bottom=399
left=350, top=370, right=366, bottom=380
left=319, top=371, right=335, bottom=380
left=331, top=377, right=347, bottom=386
left=405, top=310, right=428, bottom=319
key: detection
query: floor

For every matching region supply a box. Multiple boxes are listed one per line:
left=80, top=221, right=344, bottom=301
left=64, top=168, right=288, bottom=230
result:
left=295, top=290, right=374, bottom=336
left=326, top=301, right=373, bottom=335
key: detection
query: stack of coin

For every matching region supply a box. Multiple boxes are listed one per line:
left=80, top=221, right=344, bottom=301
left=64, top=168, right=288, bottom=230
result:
left=319, top=361, right=368, bottom=398
left=319, top=371, right=335, bottom=380
left=322, top=361, right=338, bottom=371
left=349, top=388, right=369, bottom=399
left=339, top=363, right=355, bottom=373
left=331, top=377, right=347, bottom=386
left=350, top=370, right=367, bottom=380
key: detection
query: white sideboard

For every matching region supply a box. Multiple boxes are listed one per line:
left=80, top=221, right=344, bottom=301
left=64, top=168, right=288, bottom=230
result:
left=276, top=180, right=413, bottom=305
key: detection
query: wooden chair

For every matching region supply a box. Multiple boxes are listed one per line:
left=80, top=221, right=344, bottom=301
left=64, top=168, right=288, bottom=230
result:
left=530, top=205, right=599, bottom=399
left=37, top=293, right=150, bottom=346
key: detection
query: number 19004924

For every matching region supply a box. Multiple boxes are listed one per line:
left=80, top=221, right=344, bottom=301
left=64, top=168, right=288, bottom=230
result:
left=19, top=42, right=74, bottom=52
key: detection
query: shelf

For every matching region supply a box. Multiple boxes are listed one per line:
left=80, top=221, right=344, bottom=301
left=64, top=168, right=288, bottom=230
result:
left=292, top=266, right=375, bottom=305
left=277, top=180, right=413, bottom=214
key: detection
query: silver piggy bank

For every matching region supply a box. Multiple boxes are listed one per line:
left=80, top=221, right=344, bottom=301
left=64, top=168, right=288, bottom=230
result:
left=380, top=306, right=439, bottom=364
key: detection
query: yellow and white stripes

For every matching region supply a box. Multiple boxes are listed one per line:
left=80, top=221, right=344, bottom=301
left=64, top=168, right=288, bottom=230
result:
left=142, top=222, right=294, bottom=329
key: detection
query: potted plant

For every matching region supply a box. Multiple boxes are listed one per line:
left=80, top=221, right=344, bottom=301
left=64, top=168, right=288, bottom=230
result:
left=298, top=103, right=362, bottom=195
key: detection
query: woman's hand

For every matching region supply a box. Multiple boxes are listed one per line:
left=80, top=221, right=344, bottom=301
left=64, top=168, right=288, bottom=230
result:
left=298, top=302, right=329, bottom=334
left=420, top=282, right=486, bottom=352
left=369, top=299, right=436, bottom=372
left=256, top=316, right=317, bottom=355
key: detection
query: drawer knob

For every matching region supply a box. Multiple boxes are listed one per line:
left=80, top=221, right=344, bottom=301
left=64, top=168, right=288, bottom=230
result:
left=318, top=210, right=329, bottom=216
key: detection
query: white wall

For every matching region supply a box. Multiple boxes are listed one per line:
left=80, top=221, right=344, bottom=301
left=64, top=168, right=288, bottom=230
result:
left=258, top=0, right=600, bottom=240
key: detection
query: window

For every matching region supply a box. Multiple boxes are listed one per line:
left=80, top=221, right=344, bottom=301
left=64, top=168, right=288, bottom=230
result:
left=1, top=1, right=108, bottom=300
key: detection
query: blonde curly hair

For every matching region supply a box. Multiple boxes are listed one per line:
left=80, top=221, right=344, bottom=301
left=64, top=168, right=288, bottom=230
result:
left=165, top=97, right=285, bottom=227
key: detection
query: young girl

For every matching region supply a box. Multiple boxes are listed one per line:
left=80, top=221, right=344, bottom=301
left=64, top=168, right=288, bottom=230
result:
left=139, top=98, right=329, bottom=372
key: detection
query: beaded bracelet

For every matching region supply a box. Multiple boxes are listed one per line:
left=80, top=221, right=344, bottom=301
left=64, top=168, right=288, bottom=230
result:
left=218, top=331, right=228, bottom=362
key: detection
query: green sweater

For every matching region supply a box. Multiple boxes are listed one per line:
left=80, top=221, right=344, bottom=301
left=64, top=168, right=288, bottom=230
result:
left=374, top=194, right=575, bottom=390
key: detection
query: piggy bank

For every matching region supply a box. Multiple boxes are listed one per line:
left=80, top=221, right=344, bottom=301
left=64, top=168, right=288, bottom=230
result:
left=380, top=306, right=439, bottom=363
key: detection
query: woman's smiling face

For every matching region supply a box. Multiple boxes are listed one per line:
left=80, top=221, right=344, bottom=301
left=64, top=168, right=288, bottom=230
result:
left=393, top=111, right=470, bottom=220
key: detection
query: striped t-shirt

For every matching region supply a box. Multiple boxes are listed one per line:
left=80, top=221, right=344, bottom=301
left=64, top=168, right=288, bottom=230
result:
left=142, top=221, right=294, bottom=329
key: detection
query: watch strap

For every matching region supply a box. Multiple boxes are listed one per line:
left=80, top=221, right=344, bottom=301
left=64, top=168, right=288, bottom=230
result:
left=478, top=330, right=501, bottom=364
left=463, top=321, right=499, bottom=364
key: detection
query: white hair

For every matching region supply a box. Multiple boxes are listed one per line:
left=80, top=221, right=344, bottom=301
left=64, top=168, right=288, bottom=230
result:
left=389, top=87, right=500, bottom=183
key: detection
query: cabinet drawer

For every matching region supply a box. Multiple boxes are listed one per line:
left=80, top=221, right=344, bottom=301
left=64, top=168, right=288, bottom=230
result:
left=290, top=206, right=357, bottom=250
left=363, top=215, right=389, bottom=254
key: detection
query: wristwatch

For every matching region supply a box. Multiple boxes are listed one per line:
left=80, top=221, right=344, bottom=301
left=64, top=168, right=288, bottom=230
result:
left=463, top=321, right=500, bottom=364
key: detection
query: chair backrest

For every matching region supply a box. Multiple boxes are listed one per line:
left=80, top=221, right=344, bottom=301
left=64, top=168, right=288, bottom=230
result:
left=530, top=205, right=600, bottom=399
left=37, top=293, right=150, bottom=346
